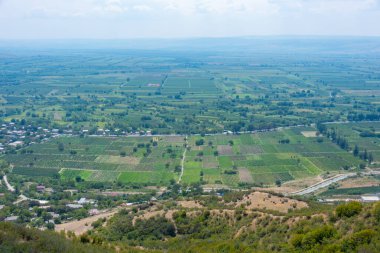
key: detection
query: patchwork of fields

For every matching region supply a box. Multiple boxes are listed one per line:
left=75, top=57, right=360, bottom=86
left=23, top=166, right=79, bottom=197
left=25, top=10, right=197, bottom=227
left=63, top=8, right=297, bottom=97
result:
left=6, top=136, right=185, bottom=185
left=184, top=127, right=364, bottom=186
left=2, top=47, right=380, bottom=136
left=5, top=123, right=378, bottom=187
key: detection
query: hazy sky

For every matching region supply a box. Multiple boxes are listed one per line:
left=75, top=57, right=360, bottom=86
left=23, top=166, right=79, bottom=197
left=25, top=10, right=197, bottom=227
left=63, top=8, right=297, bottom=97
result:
left=0, top=0, right=379, bottom=39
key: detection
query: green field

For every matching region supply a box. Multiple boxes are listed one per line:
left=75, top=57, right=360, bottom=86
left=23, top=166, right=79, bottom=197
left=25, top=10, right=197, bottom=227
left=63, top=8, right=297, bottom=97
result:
left=5, top=136, right=184, bottom=185
left=1, top=43, right=380, bottom=136
left=5, top=123, right=377, bottom=187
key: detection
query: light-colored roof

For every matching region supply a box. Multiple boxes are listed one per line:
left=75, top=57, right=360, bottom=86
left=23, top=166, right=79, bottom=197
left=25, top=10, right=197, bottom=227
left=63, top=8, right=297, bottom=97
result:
left=66, top=204, right=83, bottom=209
left=5, top=216, right=19, bottom=221
left=361, top=196, right=380, bottom=201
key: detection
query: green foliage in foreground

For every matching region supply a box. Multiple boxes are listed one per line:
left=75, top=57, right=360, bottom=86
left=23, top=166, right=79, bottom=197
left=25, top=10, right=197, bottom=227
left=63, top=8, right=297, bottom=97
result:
left=2, top=202, right=380, bottom=253
left=93, top=201, right=380, bottom=253
left=0, top=222, right=148, bottom=253
left=0, top=222, right=112, bottom=253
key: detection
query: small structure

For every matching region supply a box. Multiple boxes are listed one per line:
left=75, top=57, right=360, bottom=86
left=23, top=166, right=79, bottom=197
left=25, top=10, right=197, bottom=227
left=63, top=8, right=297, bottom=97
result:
left=66, top=204, right=83, bottom=209
left=36, top=185, right=46, bottom=192
left=8, top=141, right=24, bottom=147
left=77, top=198, right=95, bottom=205
left=89, top=209, right=100, bottom=216
left=4, top=216, right=19, bottom=222
left=361, top=195, right=380, bottom=202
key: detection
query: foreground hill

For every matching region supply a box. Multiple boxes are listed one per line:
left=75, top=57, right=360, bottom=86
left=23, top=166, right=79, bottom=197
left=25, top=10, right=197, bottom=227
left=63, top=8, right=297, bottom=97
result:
left=4, top=191, right=380, bottom=253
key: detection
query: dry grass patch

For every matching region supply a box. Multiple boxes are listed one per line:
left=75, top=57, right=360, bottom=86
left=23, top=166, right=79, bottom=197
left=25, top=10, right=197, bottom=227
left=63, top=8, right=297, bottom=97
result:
left=301, top=131, right=318, bottom=137
left=234, top=191, right=308, bottom=213
left=177, top=200, right=203, bottom=209
left=238, top=168, right=253, bottom=183
left=55, top=209, right=118, bottom=235
left=264, top=176, right=323, bottom=194
left=338, top=176, right=380, bottom=189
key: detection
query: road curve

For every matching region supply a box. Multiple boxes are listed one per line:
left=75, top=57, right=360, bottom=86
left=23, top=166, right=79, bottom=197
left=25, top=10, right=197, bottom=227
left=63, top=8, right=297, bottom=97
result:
left=290, top=173, right=356, bottom=196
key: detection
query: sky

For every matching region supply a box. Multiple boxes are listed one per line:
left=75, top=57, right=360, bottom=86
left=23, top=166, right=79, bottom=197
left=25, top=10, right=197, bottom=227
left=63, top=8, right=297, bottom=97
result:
left=0, top=0, right=379, bottom=39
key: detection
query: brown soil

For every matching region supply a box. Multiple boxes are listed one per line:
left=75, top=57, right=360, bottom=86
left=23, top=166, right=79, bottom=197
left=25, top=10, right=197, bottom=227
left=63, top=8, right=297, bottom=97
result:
left=55, top=209, right=118, bottom=235
left=338, top=176, right=380, bottom=189
left=234, top=191, right=308, bottom=213
left=177, top=200, right=203, bottom=209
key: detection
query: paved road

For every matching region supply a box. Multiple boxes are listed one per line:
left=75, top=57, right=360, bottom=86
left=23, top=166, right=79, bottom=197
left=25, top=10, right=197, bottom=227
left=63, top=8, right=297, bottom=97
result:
left=290, top=173, right=356, bottom=196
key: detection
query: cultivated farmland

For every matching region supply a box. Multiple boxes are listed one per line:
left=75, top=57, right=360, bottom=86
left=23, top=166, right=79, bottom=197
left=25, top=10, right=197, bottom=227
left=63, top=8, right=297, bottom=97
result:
left=6, top=123, right=376, bottom=187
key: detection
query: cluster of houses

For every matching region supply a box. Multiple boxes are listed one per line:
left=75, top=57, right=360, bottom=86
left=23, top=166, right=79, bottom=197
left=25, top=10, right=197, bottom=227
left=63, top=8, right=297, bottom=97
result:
left=0, top=123, right=64, bottom=153
left=3, top=197, right=102, bottom=224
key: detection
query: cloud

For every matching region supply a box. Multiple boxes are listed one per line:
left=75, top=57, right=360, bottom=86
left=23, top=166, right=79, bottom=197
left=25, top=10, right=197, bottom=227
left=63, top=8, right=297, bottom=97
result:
left=0, top=0, right=379, bottom=38
left=300, top=0, right=378, bottom=13
left=132, top=4, right=152, bottom=12
left=155, top=0, right=278, bottom=15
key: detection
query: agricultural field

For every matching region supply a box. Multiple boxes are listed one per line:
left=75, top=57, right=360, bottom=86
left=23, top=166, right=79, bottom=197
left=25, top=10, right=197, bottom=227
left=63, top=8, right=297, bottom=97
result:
left=4, top=136, right=185, bottom=185
left=1, top=39, right=380, bottom=136
left=5, top=123, right=378, bottom=187
left=325, top=122, right=380, bottom=163
left=184, top=126, right=367, bottom=186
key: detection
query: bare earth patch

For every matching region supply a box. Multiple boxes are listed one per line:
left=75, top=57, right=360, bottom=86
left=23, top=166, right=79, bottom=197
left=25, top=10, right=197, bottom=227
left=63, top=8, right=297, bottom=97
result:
left=177, top=200, right=203, bottom=209
left=238, top=168, right=253, bottom=183
left=217, top=145, right=233, bottom=155
left=234, top=191, right=308, bottom=213
left=55, top=209, right=118, bottom=235
left=263, top=176, right=323, bottom=194
left=338, top=176, right=380, bottom=189
left=301, top=131, right=318, bottom=137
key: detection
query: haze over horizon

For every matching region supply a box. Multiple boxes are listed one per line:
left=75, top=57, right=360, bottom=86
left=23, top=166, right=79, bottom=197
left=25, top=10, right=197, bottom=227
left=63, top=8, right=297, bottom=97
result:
left=0, top=0, right=380, bottom=40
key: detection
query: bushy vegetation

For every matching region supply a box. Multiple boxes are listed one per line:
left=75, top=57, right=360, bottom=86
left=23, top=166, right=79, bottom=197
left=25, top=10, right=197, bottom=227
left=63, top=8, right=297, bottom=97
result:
left=0, top=222, right=118, bottom=253
left=87, top=201, right=380, bottom=253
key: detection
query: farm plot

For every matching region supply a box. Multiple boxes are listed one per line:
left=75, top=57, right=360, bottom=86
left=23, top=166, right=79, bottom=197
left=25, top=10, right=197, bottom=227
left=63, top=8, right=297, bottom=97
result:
left=238, top=168, right=253, bottom=183
left=6, top=136, right=184, bottom=186
left=217, top=145, right=234, bottom=155
left=185, top=127, right=366, bottom=186
left=5, top=124, right=373, bottom=187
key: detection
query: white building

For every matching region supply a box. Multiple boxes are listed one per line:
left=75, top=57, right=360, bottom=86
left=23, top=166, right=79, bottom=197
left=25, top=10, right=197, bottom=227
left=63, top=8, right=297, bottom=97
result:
left=361, top=195, right=380, bottom=202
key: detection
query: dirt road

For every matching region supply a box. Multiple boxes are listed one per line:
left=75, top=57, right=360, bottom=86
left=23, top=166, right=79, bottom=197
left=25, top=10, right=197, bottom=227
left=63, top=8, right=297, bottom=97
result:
left=55, top=209, right=119, bottom=235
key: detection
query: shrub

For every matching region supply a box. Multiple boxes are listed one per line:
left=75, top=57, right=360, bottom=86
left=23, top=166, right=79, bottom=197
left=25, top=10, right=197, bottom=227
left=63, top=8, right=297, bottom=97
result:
left=336, top=201, right=362, bottom=218
left=292, top=226, right=336, bottom=250
left=373, top=202, right=380, bottom=222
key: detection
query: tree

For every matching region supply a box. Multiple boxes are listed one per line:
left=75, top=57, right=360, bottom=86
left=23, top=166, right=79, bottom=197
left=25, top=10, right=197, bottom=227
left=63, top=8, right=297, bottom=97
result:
left=58, top=142, right=64, bottom=152
left=46, top=222, right=55, bottom=230
left=368, top=153, right=374, bottom=164
left=353, top=145, right=359, bottom=157
left=195, top=139, right=204, bottom=146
